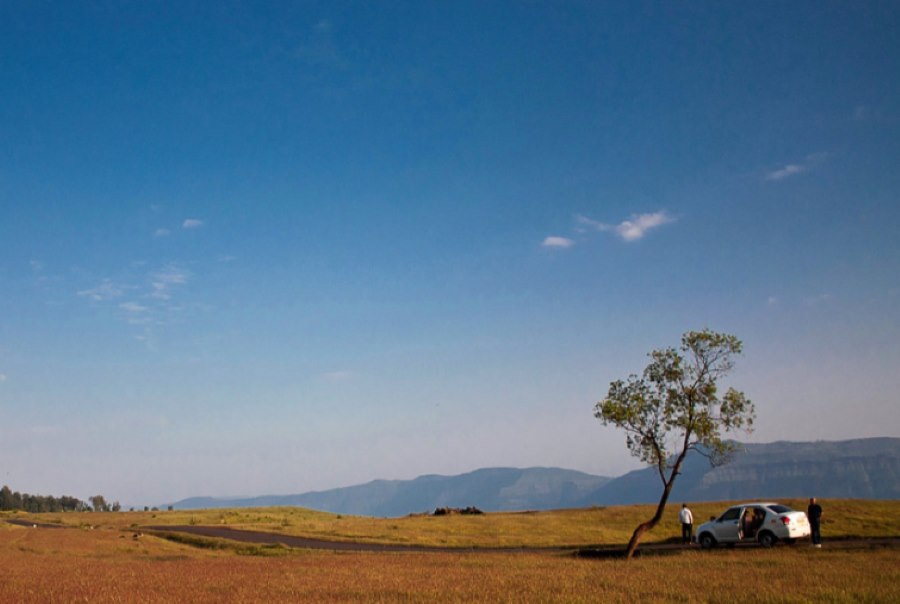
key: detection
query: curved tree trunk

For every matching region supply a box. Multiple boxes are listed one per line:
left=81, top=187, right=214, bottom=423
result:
left=624, top=482, right=674, bottom=559
left=623, top=450, right=689, bottom=559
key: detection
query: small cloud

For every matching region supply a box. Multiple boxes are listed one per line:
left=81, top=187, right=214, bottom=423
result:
left=767, top=296, right=779, bottom=307
left=119, top=302, right=149, bottom=313
left=30, top=260, right=44, bottom=272
left=613, top=212, right=674, bottom=241
left=542, top=236, right=575, bottom=249
left=150, top=265, right=189, bottom=300
left=579, top=211, right=675, bottom=242
left=322, top=370, right=353, bottom=382
left=77, top=279, right=125, bottom=301
left=765, top=164, right=804, bottom=181
left=182, top=218, right=204, bottom=229
left=765, top=153, right=827, bottom=182
left=0, top=373, right=7, bottom=383
left=154, top=228, right=171, bottom=237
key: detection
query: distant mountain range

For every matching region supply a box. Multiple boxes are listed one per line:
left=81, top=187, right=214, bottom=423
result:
left=169, top=438, right=900, bottom=516
left=172, top=467, right=611, bottom=516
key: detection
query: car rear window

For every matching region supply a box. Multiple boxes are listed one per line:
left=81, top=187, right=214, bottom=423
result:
left=719, top=507, right=742, bottom=521
left=768, top=505, right=792, bottom=514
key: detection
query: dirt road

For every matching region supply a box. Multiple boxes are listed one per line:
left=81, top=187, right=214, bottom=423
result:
left=9, top=519, right=900, bottom=557
left=144, top=524, right=900, bottom=556
left=145, top=524, right=565, bottom=553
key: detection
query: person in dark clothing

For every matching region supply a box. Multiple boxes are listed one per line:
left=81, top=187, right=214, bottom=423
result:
left=807, top=497, right=823, bottom=547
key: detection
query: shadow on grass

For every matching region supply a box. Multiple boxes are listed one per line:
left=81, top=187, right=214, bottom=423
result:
left=148, top=530, right=296, bottom=557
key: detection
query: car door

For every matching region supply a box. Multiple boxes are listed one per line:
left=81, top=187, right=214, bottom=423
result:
left=713, top=506, right=743, bottom=542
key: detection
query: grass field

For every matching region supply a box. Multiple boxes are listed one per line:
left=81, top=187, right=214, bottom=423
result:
left=2, top=500, right=899, bottom=602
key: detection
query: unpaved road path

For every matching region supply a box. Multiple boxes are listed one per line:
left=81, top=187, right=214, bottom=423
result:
left=144, top=524, right=564, bottom=553
left=8, top=519, right=900, bottom=556
left=146, top=524, right=900, bottom=556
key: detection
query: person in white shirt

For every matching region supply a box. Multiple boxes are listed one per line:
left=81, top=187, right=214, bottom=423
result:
left=679, top=503, right=694, bottom=544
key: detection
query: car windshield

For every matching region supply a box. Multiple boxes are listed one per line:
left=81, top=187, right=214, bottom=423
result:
left=768, top=505, right=792, bottom=514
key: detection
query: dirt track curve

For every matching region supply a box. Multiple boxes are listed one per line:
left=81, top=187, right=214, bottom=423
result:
left=142, top=524, right=900, bottom=557
left=8, top=520, right=900, bottom=557
left=144, top=525, right=566, bottom=554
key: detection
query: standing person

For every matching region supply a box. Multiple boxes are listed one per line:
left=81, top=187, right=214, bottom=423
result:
left=679, top=503, right=694, bottom=544
left=807, top=497, right=823, bottom=547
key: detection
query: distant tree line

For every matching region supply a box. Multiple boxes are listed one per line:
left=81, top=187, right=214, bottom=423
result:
left=0, top=485, right=120, bottom=513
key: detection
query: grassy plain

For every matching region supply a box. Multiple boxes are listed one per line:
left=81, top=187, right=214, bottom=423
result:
left=2, top=500, right=899, bottom=602
left=11, top=498, right=900, bottom=547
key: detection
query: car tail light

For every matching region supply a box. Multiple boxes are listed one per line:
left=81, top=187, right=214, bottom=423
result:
left=780, top=516, right=791, bottom=525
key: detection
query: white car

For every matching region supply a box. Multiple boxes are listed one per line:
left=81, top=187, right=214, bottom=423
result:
left=695, top=502, right=810, bottom=548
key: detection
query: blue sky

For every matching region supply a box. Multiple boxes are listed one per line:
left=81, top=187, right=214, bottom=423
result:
left=1, top=1, right=899, bottom=506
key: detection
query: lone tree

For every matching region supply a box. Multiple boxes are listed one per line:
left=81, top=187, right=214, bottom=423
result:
left=595, top=329, right=755, bottom=559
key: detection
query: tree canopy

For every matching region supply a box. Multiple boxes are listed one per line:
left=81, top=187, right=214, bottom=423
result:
left=0, top=485, right=88, bottom=513
left=595, top=329, right=755, bottom=559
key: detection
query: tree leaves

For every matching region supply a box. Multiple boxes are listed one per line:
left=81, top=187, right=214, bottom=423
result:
left=595, top=328, right=754, bottom=470
left=593, top=329, right=756, bottom=558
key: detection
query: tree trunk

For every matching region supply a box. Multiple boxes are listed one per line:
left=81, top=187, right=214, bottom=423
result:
left=624, top=483, right=674, bottom=559
left=623, top=451, right=689, bottom=559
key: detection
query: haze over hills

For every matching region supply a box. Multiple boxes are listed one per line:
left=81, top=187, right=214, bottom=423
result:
left=172, top=467, right=611, bottom=516
left=580, top=437, right=900, bottom=507
left=169, top=438, right=900, bottom=516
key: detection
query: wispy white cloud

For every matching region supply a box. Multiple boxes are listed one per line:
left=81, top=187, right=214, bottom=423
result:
left=75, top=262, right=195, bottom=341
left=182, top=218, right=204, bottom=229
left=119, top=302, right=149, bottom=313
left=77, top=279, right=125, bottom=301
left=765, top=153, right=827, bottom=182
left=578, top=211, right=675, bottom=242
left=150, top=265, right=189, bottom=300
left=154, top=228, right=171, bottom=237
left=765, top=163, right=804, bottom=181
left=767, top=296, right=779, bottom=307
left=30, top=259, right=44, bottom=272
left=0, top=373, right=7, bottom=383
left=541, top=236, right=575, bottom=249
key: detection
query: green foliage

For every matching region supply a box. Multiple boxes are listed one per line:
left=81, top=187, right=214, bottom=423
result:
left=595, top=329, right=755, bottom=475
left=89, top=495, right=110, bottom=513
left=594, top=329, right=755, bottom=557
left=0, top=484, right=87, bottom=512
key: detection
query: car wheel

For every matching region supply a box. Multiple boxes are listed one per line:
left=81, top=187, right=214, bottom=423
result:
left=699, top=533, right=716, bottom=549
left=758, top=532, right=776, bottom=548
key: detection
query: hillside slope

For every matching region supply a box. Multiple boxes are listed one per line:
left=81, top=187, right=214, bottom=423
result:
left=583, top=437, right=900, bottom=505
left=173, top=467, right=611, bottom=516
left=170, top=437, right=900, bottom=515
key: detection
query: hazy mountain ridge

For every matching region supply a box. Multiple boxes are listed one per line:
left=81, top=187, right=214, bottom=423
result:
left=170, top=438, right=900, bottom=515
left=581, top=437, right=900, bottom=506
left=173, top=467, right=611, bottom=516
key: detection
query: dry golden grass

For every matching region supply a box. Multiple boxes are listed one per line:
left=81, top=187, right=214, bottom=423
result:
left=19, top=498, right=900, bottom=548
left=1, top=522, right=898, bottom=603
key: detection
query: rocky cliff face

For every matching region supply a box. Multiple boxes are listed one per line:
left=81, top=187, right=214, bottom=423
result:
left=694, top=455, right=900, bottom=499
left=585, top=438, right=900, bottom=505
